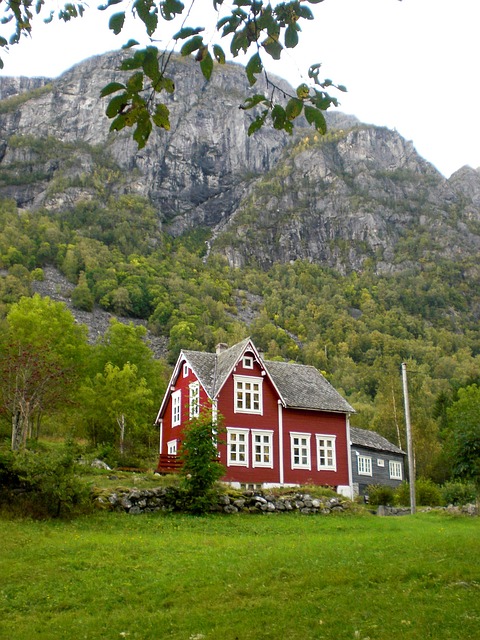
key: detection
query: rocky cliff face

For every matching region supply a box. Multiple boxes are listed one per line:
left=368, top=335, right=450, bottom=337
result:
left=1, top=52, right=479, bottom=273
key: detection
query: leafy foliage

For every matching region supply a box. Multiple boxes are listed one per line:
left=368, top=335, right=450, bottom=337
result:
left=0, top=1, right=346, bottom=147
left=0, top=444, right=91, bottom=517
left=179, top=408, right=225, bottom=514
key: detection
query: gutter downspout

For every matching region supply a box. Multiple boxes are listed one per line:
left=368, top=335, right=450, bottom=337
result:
left=278, top=401, right=284, bottom=485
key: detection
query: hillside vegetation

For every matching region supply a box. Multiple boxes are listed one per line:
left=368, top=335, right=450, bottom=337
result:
left=0, top=192, right=479, bottom=482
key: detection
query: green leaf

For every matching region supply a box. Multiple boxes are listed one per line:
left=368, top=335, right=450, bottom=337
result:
left=157, top=76, right=175, bottom=93
left=134, top=0, right=158, bottom=36
left=133, top=115, right=153, bottom=149
left=127, top=72, right=144, bottom=93
left=180, top=35, right=204, bottom=56
left=285, top=97, right=303, bottom=121
left=98, top=0, right=124, bottom=10
left=173, top=26, right=203, bottom=40
left=296, top=83, right=309, bottom=99
left=108, top=11, right=125, bottom=35
left=100, top=82, right=127, bottom=98
left=122, top=39, right=139, bottom=49
left=200, top=51, right=214, bottom=81
left=213, top=44, right=226, bottom=64
left=285, top=24, right=299, bottom=49
left=245, top=53, right=262, bottom=86
left=240, top=94, right=269, bottom=110
left=106, top=93, right=129, bottom=118
left=247, top=110, right=268, bottom=136
left=142, top=47, right=160, bottom=82
left=152, top=103, right=170, bottom=130
left=109, top=113, right=127, bottom=132
left=230, top=30, right=249, bottom=56
left=271, top=105, right=286, bottom=130
left=161, top=0, right=185, bottom=21
left=262, top=36, right=283, bottom=60
left=304, top=105, right=327, bottom=134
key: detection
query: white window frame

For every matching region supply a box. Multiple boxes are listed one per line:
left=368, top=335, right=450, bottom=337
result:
left=172, top=390, right=181, bottom=427
left=316, top=434, right=337, bottom=471
left=183, top=363, right=189, bottom=378
left=377, top=458, right=385, bottom=467
left=389, top=460, right=403, bottom=480
left=252, top=430, right=274, bottom=468
left=189, top=381, right=200, bottom=418
left=227, top=428, right=249, bottom=467
left=290, top=432, right=311, bottom=470
left=358, top=455, right=372, bottom=476
left=243, top=355, right=254, bottom=369
left=167, top=439, right=177, bottom=455
left=234, top=375, right=263, bottom=414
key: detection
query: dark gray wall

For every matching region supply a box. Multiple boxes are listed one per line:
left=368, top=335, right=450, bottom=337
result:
left=351, top=446, right=405, bottom=495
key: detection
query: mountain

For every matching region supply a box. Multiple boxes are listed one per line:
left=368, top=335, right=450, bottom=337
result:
left=1, top=51, right=480, bottom=275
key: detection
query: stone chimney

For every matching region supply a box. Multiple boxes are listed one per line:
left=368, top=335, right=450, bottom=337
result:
left=215, top=343, right=229, bottom=354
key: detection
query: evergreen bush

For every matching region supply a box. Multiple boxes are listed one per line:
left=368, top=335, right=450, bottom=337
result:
left=365, top=484, right=395, bottom=506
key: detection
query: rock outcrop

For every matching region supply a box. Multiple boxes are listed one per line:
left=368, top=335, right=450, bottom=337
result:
left=1, top=52, right=479, bottom=273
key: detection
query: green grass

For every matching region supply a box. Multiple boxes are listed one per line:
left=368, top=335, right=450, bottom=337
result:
left=0, top=512, right=478, bottom=639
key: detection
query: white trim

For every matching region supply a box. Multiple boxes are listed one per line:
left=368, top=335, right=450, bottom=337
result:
left=346, top=415, right=353, bottom=497
left=315, top=434, right=337, bottom=471
left=290, top=432, right=311, bottom=470
left=167, top=439, right=177, bottom=455
left=227, top=427, right=250, bottom=467
left=158, top=418, right=163, bottom=454
left=278, top=402, right=284, bottom=484
left=389, top=460, right=403, bottom=480
left=358, top=455, right=372, bottom=476
left=172, top=390, right=181, bottom=427
left=189, top=381, right=200, bottom=418
left=234, top=375, right=263, bottom=414
left=251, top=429, right=274, bottom=468
left=243, top=356, right=254, bottom=369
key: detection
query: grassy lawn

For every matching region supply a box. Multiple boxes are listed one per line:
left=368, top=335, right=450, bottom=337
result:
left=0, top=511, right=479, bottom=640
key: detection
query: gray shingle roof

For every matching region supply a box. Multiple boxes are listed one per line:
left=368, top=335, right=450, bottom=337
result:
left=182, top=338, right=354, bottom=414
left=350, top=427, right=405, bottom=454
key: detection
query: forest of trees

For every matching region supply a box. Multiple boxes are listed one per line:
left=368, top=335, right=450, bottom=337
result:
left=0, top=194, right=479, bottom=485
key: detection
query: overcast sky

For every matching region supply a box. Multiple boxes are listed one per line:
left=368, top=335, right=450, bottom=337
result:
left=1, top=0, right=479, bottom=178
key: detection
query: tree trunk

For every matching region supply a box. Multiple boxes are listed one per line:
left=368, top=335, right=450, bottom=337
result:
left=118, top=414, right=126, bottom=455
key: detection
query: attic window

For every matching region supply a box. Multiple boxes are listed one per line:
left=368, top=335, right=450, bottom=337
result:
left=243, top=356, right=254, bottom=369
left=183, top=363, right=189, bottom=378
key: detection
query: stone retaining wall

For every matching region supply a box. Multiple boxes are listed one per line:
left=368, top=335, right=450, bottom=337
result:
left=93, top=487, right=352, bottom=515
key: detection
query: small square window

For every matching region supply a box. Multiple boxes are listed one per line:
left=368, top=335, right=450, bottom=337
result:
left=377, top=458, right=385, bottom=467
left=243, top=356, right=254, bottom=369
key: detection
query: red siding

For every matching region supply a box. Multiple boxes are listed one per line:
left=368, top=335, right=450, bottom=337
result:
left=160, top=359, right=209, bottom=455
left=159, top=351, right=350, bottom=489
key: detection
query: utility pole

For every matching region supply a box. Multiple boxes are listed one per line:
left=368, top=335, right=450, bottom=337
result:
left=401, top=363, right=416, bottom=514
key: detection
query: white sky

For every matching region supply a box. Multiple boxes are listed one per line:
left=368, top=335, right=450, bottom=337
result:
left=1, top=0, right=479, bottom=178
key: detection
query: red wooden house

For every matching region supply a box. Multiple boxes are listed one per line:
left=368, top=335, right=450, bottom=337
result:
left=155, top=338, right=355, bottom=495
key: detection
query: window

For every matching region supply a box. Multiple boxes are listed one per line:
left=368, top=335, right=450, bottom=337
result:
left=252, top=430, right=273, bottom=468
left=234, top=376, right=263, bottom=414
left=316, top=435, right=336, bottom=471
left=377, top=458, right=385, bottom=467
left=167, top=439, right=177, bottom=455
left=172, top=390, right=181, bottom=426
left=357, top=455, right=372, bottom=476
left=227, top=429, right=249, bottom=466
left=189, top=382, right=200, bottom=418
left=243, top=355, right=254, bottom=369
left=291, top=433, right=311, bottom=470
left=183, top=363, right=189, bottom=378
left=389, top=460, right=403, bottom=480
